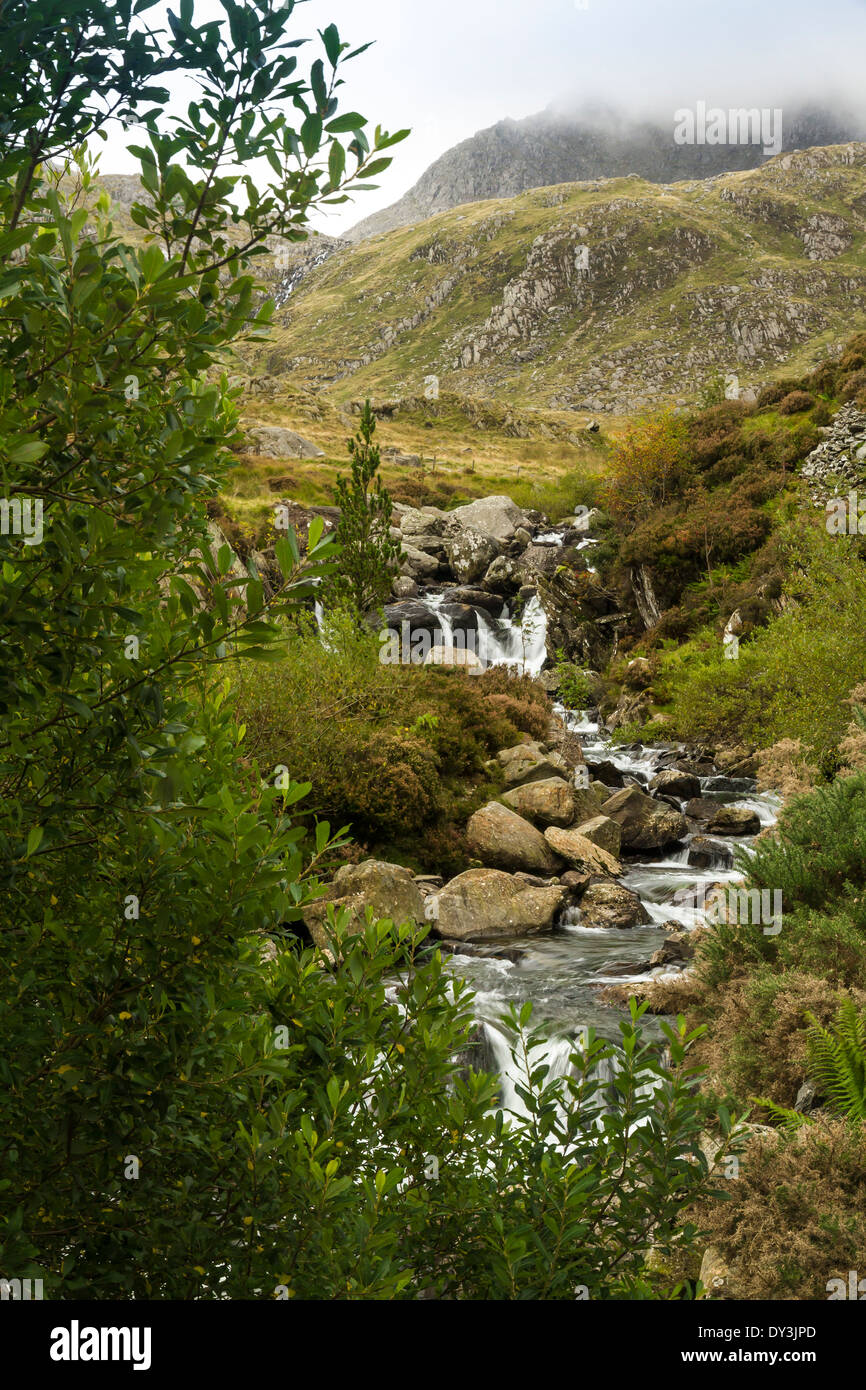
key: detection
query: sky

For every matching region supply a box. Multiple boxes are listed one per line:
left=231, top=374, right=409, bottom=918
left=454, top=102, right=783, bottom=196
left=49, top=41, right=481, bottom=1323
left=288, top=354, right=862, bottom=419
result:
left=99, top=0, right=866, bottom=236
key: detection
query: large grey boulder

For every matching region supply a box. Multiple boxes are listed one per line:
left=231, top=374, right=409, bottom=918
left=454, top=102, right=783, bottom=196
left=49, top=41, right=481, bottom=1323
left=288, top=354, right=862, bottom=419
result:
left=431, top=868, right=565, bottom=940
left=445, top=527, right=500, bottom=584
left=303, top=859, right=426, bottom=950
left=601, top=785, right=687, bottom=851
left=498, top=742, right=569, bottom=788
left=447, top=495, right=528, bottom=543
left=543, top=827, right=622, bottom=876
left=467, top=801, right=561, bottom=874
left=502, top=777, right=575, bottom=828
left=245, top=424, right=324, bottom=459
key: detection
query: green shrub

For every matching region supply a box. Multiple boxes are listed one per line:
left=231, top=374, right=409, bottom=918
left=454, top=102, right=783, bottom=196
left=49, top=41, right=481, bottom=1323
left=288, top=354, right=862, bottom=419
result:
left=661, top=523, right=866, bottom=760
left=232, top=612, right=550, bottom=864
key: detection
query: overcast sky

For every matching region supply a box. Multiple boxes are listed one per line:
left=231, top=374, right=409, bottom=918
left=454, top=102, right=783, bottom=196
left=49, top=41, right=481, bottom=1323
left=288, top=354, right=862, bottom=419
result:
left=100, top=0, right=866, bottom=235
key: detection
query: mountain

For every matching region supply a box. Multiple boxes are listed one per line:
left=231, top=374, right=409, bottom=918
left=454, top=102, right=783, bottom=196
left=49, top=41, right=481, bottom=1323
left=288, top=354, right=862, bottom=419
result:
left=346, top=103, right=866, bottom=243
left=256, top=142, right=866, bottom=416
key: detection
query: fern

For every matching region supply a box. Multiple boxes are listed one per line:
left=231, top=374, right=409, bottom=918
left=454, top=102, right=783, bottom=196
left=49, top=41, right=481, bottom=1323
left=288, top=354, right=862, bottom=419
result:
left=750, top=1096, right=814, bottom=1133
left=804, top=1001, right=866, bottom=1123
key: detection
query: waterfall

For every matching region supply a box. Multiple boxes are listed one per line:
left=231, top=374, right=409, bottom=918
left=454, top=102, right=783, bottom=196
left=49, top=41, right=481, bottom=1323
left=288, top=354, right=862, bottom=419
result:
left=476, top=594, right=548, bottom=676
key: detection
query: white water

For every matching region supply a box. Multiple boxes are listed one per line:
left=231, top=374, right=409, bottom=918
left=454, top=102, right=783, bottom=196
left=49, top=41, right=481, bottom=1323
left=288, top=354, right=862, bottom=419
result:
left=423, top=591, right=549, bottom=677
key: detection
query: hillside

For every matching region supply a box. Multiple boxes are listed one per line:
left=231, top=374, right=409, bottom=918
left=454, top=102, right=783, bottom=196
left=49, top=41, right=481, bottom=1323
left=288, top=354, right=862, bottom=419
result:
left=346, top=103, right=866, bottom=242
left=250, top=143, right=866, bottom=416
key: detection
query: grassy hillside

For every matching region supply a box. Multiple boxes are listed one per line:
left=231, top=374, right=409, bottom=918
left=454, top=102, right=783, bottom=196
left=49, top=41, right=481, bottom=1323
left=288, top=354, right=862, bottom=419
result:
left=244, top=143, right=866, bottom=416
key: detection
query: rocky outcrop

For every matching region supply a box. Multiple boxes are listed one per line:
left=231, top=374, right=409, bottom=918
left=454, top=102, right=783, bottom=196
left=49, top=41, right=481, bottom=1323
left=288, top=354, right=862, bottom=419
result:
left=431, top=868, right=566, bottom=940
left=800, top=402, right=866, bottom=502
left=467, top=801, right=562, bottom=874
left=244, top=424, right=324, bottom=458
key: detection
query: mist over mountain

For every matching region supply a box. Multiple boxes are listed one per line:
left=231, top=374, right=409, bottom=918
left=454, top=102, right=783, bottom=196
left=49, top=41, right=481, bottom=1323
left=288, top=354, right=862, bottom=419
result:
left=346, top=101, right=866, bottom=242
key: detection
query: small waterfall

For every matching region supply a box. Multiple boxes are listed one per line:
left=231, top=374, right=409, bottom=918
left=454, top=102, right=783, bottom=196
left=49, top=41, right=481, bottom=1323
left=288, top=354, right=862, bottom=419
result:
left=476, top=594, right=548, bottom=676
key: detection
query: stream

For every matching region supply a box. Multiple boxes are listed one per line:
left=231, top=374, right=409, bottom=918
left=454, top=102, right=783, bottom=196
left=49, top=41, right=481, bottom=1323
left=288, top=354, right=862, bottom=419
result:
left=404, top=518, right=782, bottom=1092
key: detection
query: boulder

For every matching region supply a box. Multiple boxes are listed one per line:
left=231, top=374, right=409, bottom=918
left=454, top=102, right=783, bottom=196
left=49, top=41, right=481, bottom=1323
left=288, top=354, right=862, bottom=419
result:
left=706, top=804, right=761, bottom=836
left=687, top=836, right=734, bottom=870
left=600, top=785, right=687, bottom=851
left=649, top=931, right=696, bottom=966
left=578, top=880, right=651, bottom=930
left=448, top=586, right=505, bottom=617
left=649, top=768, right=702, bottom=800
left=431, top=868, right=566, bottom=940
left=482, top=554, right=521, bottom=596
left=467, top=802, right=562, bottom=874
left=685, top=796, right=722, bottom=821
left=383, top=600, right=442, bottom=638
left=395, top=505, right=447, bottom=537
left=543, top=827, right=622, bottom=876
left=303, top=859, right=426, bottom=950
left=502, top=777, right=576, bottom=828
left=586, top=758, right=625, bottom=788
left=498, top=742, right=569, bottom=788
left=445, top=528, right=500, bottom=584
left=391, top=576, right=419, bottom=599
left=572, top=786, right=610, bottom=822
left=572, top=814, right=621, bottom=857
left=400, top=544, right=440, bottom=581
left=245, top=424, right=324, bottom=459
left=447, top=495, right=528, bottom=543
left=439, top=602, right=478, bottom=635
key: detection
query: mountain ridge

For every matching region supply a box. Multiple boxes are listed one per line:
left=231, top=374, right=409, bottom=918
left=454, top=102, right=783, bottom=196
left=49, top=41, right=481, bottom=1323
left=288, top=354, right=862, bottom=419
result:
left=346, top=102, right=866, bottom=243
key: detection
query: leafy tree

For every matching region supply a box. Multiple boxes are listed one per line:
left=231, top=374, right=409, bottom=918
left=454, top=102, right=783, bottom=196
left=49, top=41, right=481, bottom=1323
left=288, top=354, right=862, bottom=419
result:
left=601, top=409, right=691, bottom=526
left=323, top=399, right=402, bottom=615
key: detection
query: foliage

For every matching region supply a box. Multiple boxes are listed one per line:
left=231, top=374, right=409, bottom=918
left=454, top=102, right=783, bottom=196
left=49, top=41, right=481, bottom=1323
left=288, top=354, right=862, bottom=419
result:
left=600, top=410, right=691, bottom=526
left=231, top=611, right=549, bottom=865
left=555, top=651, right=596, bottom=709
left=805, top=1000, right=866, bottom=1124
left=687, top=1117, right=866, bottom=1300
left=0, top=0, right=416, bottom=1298
left=655, top=523, right=866, bottom=762
left=322, top=399, right=402, bottom=616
